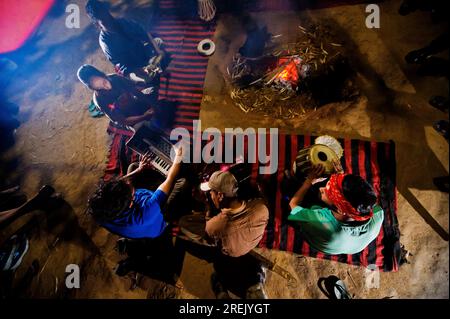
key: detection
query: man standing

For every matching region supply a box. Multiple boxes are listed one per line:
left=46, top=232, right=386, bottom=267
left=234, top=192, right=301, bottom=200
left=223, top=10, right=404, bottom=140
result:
left=200, top=170, right=269, bottom=299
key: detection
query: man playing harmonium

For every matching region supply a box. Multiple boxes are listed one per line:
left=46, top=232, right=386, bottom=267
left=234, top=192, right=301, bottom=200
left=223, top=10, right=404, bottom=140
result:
left=288, top=163, right=384, bottom=255
left=77, top=64, right=174, bottom=129
left=87, top=147, right=190, bottom=275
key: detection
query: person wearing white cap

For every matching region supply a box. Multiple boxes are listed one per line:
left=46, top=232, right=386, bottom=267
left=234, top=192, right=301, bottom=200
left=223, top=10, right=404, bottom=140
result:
left=199, top=170, right=269, bottom=299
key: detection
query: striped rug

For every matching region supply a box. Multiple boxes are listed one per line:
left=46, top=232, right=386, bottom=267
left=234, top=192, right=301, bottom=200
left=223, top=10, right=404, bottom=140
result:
left=151, top=3, right=215, bottom=134
left=219, top=0, right=374, bottom=12
left=103, top=1, right=402, bottom=271
left=252, top=135, right=401, bottom=272
left=104, top=1, right=216, bottom=178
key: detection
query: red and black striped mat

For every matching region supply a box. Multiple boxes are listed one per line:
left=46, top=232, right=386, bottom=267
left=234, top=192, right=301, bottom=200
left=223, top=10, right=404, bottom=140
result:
left=151, top=5, right=215, bottom=133
left=252, top=135, right=401, bottom=272
left=104, top=1, right=401, bottom=271
left=105, top=131, right=402, bottom=272
left=105, top=2, right=215, bottom=177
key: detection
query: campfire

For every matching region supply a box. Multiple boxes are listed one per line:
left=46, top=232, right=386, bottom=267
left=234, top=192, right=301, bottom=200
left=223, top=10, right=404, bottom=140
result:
left=226, top=23, right=358, bottom=119
left=270, top=56, right=308, bottom=92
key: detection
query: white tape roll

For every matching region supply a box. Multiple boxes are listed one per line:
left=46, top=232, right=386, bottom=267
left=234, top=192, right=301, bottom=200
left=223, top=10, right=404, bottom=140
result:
left=197, top=39, right=215, bottom=56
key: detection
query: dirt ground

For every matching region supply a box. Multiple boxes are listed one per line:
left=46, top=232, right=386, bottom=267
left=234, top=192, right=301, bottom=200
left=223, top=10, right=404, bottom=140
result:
left=0, top=0, right=448, bottom=298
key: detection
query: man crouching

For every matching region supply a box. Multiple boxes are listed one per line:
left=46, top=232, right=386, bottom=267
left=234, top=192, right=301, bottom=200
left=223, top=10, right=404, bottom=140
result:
left=200, top=170, right=269, bottom=299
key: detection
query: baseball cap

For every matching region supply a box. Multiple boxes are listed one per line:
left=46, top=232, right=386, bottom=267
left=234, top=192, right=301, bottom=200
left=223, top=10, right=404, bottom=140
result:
left=200, top=171, right=239, bottom=197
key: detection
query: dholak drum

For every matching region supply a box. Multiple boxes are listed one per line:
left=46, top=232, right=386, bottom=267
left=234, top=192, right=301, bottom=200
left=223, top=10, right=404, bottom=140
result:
left=293, top=144, right=338, bottom=176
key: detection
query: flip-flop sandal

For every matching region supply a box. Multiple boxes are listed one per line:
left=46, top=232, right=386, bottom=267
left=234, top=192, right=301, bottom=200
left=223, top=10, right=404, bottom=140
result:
left=429, top=96, right=449, bottom=112
left=433, top=120, right=449, bottom=141
left=318, top=275, right=353, bottom=299
left=88, top=100, right=104, bottom=118
left=333, top=280, right=352, bottom=299
left=0, top=234, right=29, bottom=271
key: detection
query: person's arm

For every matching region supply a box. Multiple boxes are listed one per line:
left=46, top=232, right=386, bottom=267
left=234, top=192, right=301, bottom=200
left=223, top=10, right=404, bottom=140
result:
left=122, top=109, right=154, bottom=126
left=103, top=108, right=153, bottom=127
left=289, top=165, right=325, bottom=210
left=121, top=151, right=153, bottom=181
left=118, top=75, right=156, bottom=106
left=157, top=146, right=183, bottom=196
left=205, top=215, right=221, bottom=238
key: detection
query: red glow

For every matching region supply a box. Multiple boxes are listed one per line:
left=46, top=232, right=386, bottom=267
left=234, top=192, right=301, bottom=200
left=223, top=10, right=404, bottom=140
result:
left=0, top=0, right=55, bottom=54
left=275, top=57, right=301, bottom=85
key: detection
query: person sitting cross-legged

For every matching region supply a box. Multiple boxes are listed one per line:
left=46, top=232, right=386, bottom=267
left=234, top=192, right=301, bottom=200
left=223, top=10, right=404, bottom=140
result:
left=288, top=165, right=384, bottom=255
left=85, top=0, right=165, bottom=83
left=77, top=64, right=174, bottom=130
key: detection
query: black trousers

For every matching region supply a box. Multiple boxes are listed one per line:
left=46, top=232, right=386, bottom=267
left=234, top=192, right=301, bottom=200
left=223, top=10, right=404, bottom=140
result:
left=178, top=214, right=265, bottom=297
left=213, top=252, right=265, bottom=297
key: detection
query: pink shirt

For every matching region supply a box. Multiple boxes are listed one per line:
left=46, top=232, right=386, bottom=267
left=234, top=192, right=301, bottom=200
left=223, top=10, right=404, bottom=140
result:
left=205, top=198, right=269, bottom=257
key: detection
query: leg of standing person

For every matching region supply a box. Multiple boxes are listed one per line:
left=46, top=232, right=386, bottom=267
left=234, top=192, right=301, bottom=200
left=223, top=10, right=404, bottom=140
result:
left=0, top=185, right=54, bottom=227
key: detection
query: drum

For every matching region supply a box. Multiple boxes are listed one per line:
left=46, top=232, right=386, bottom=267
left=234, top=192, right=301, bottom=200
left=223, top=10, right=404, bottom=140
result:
left=292, top=144, right=338, bottom=175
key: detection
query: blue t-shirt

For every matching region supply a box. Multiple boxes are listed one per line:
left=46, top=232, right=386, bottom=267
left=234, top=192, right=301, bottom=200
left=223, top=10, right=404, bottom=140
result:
left=100, top=188, right=167, bottom=239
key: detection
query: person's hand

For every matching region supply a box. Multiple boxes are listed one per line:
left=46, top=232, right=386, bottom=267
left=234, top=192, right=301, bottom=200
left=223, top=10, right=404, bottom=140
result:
left=306, top=165, right=325, bottom=182
left=138, top=151, right=153, bottom=171
left=141, top=87, right=154, bottom=95
left=118, top=64, right=128, bottom=75
left=172, top=144, right=184, bottom=164
left=144, top=108, right=155, bottom=119
left=332, top=159, right=344, bottom=174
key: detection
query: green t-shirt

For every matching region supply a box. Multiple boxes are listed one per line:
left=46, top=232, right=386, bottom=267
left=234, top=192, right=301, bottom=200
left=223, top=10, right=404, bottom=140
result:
left=288, top=204, right=384, bottom=255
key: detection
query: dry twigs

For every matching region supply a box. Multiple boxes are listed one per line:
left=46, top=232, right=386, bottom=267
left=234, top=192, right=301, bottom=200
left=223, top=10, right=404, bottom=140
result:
left=226, top=23, right=344, bottom=119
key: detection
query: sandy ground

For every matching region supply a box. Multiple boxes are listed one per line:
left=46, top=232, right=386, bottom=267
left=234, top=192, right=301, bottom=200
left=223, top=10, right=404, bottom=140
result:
left=0, top=0, right=448, bottom=298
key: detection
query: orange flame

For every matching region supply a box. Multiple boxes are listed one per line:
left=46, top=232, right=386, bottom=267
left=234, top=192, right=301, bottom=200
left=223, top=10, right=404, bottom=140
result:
left=276, top=59, right=300, bottom=83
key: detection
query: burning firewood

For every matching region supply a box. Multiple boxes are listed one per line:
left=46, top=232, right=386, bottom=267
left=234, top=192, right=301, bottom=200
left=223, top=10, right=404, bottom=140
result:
left=225, top=22, right=356, bottom=119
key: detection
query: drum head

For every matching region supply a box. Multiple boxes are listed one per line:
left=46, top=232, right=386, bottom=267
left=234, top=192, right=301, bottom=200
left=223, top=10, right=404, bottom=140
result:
left=310, top=144, right=338, bottom=173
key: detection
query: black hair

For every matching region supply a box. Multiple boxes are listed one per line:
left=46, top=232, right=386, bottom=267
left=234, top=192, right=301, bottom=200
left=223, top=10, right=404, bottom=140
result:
left=85, top=0, right=110, bottom=22
left=87, top=179, right=132, bottom=223
left=77, top=64, right=106, bottom=88
left=228, top=163, right=263, bottom=200
left=342, top=174, right=377, bottom=215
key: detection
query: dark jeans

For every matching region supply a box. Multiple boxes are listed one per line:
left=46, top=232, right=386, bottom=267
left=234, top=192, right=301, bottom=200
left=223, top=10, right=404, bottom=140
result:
left=213, top=252, right=265, bottom=297
left=118, top=228, right=181, bottom=283
left=178, top=214, right=265, bottom=297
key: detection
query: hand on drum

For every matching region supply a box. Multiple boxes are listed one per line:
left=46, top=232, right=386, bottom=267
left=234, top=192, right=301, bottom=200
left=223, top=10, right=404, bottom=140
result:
left=306, top=165, right=326, bottom=183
